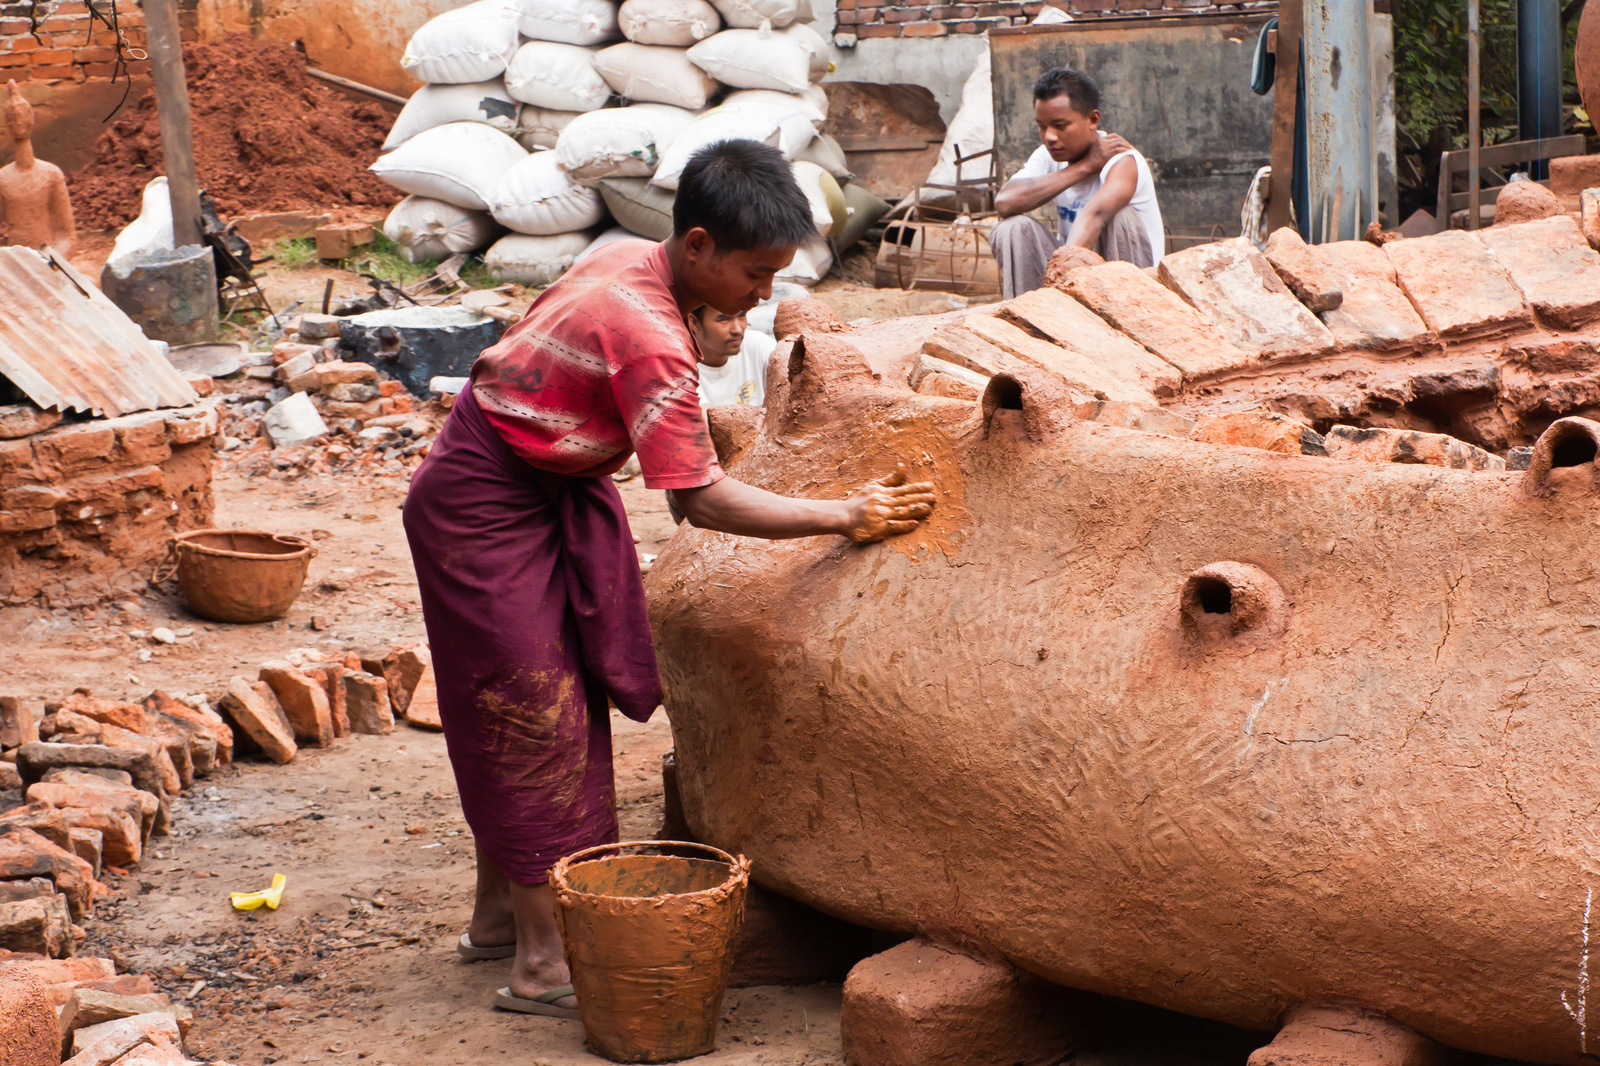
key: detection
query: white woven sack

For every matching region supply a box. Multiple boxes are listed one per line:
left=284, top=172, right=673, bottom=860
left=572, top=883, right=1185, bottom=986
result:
left=401, top=0, right=523, bottom=84
left=504, top=41, right=613, bottom=111
left=491, top=150, right=609, bottom=234
left=484, top=231, right=597, bottom=284
left=370, top=122, right=530, bottom=211
left=711, top=97, right=816, bottom=154
left=722, top=86, right=827, bottom=123
left=783, top=23, right=829, bottom=81
left=706, top=0, right=802, bottom=28
left=592, top=42, right=720, bottom=109
left=791, top=160, right=842, bottom=236
left=383, top=81, right=522, bottom=151
left=383, top=196, right=501, bottom=262
left=516, top=107, right=583, bottom=149
left=576, top=225, right=653, bottom=262
left=518, top=0, right=622, bottom=45
left=618, top=0, right=721, bottom=46
left=555, top=104, right=698, bottom=184
left=687, top=25, right=811, bottom=93
left=775, top=235, right=832, bottom=284
left=650, top=105, right=815, bottom=189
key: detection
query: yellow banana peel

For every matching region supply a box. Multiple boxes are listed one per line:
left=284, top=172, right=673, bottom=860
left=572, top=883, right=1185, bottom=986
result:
left=230, top=873, right=287, bottom=911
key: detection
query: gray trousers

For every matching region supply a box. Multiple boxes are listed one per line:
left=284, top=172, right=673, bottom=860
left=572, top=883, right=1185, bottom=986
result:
left=991, top=209, right=1155, bottom=299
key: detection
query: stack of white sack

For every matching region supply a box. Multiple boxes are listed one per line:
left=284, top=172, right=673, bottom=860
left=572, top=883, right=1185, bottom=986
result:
left=375, top=0, right=885, bottom=287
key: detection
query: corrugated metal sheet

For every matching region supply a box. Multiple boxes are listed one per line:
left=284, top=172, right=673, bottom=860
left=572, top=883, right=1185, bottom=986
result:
left=0, top=246, right=199, bottom=418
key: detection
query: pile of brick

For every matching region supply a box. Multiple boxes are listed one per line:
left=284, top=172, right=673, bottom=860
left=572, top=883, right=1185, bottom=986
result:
left=197, top=313, right=446, bottom=481
left=0, top=642, right=436, bottom=960
left=895, top=204, right=1600, bottom=464
left=214, top=641, right=440, bottom=765
left=0, top=954, right=222, bottom=1066
left=0, top=405, right=222, bottom=609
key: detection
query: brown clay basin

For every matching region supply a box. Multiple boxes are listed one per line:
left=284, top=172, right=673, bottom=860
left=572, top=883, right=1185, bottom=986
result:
left=172, top=528, right=314, bottom=624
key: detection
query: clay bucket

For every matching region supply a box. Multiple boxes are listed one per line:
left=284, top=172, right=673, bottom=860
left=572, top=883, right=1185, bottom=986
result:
left=170, top=529, right=314, bottom=624
left=552, top=841, right=750, bottom=1063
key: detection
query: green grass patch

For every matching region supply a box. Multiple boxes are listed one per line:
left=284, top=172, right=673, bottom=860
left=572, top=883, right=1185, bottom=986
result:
left=270, top=237, right=320, bottom=271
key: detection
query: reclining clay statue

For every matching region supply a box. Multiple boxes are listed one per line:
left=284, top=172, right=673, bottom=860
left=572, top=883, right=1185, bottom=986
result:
left=0, top=79, right=75, bottom=255
left=649, top=328, right=1600, bottom=1065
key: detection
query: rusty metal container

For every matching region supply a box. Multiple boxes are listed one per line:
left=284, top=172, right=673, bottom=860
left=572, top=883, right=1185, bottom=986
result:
left=171, top=529, right=313, bottom=624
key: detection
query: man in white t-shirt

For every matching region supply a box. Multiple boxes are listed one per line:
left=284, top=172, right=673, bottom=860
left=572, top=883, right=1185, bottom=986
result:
left=991, top=67, right=1166, bottom=298
left=688, top=304, right=776, bottom=408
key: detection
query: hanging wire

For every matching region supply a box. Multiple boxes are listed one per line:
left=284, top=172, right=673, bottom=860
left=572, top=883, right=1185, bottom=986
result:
left=23, top=0, right=148, bottom=121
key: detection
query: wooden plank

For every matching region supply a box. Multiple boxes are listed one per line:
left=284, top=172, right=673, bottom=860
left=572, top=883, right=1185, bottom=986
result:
left=144, top=0, right=203, bottom=249
left=999, top=286, right=1183, bottom=396
left=961, top=314, right=1160, bottom=406
left=1266, top=0, right=1302, bottom=233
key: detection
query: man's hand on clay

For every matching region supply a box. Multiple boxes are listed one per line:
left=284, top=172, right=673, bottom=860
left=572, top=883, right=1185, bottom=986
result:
left=1084, top=133, right=1134, bottom=170
left=845, top=464, right=937, bottom=543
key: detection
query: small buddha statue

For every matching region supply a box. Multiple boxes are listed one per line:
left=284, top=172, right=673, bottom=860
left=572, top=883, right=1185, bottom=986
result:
left=0, top=80, right=75, bottom=255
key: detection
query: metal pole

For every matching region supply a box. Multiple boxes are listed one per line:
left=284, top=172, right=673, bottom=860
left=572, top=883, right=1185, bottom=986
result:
left=1517, top=0, right=1562, bottom=178
left=1467, top=0, right=1481, bottom=231
left=143, top=0, right=204, bottom=249
left=1267, top=0, right=1303, bottom=234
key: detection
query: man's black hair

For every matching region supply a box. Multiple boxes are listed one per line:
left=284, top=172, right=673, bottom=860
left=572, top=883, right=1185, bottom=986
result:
left=1032, top=67, right=1100, bottom=115
left=673, top=138, right=817, bottom=252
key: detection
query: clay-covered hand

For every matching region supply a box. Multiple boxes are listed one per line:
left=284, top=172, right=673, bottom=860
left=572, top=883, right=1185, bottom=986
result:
left=843, top=464, right=937, bottom=543
left=1084, top=133, right=1134, bottom=170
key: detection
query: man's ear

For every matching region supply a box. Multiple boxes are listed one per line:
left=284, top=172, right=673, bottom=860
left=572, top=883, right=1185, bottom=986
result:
left=682, top=227, right=715, bottom=263
left=1088, top=108, right=1101, bottom=129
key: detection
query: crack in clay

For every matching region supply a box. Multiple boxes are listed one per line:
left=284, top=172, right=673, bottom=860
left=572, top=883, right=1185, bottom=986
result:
left=1436, top=569, right=1466, bottom=663
left=1562, top=887, right=1593, bottom=1055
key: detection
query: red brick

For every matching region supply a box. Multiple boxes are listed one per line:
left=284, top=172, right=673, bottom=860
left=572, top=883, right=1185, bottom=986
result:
left=931, top=4, right=979, bottom=15
left=28, top=65, right=80, bottom=82
left=0, top=19, right=32, bottom=33
left=899, top=19, right=950, bottom=32
left=25, top=48, right=71, bottom=63
left=836, top=8, right=865, bottom=22
left=950, top=18, right=983, bottom=28
left=853, top=20, right=901, bottom=33
left=72, top=45, right=117, bottom=62
left=0, top=54, right=30, bottom=69
left=883, top=6, right=930, bottom=19
left=81, top=62, right=121, bottom=78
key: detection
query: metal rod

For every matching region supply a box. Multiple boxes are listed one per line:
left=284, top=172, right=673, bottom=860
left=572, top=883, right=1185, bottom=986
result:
left=1267, top=0, right=1303, bottom=234
left=1467, top=0, right=1482, bottom=230
left=143, top=0, right=203, bottom=249
left=306, top=67, right=411, bottom=107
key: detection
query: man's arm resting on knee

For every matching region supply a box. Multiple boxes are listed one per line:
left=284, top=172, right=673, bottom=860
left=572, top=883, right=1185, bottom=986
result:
left=1065, top=155, right=1138, bottom=249
left=994, top=134, right=1132, bottom=218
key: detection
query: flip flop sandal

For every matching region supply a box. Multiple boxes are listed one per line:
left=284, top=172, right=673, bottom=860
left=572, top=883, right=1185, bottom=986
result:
left=494, top=984, right=579, bottom=1019
left=456, top=933, right=517, bottom=961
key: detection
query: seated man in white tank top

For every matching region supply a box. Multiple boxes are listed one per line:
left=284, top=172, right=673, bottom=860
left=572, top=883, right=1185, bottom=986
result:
left=990, top=67, right=1166, bottom=298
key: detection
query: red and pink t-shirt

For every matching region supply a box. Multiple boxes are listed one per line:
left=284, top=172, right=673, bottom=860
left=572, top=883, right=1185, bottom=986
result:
left=471, top=240, right=725, bottom=491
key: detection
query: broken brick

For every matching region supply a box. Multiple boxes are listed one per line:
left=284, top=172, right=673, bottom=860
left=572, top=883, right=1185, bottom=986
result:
left=0, top=696, right=41, bottom=749
left=404, top=666, right=442, bottom=731
left=218, top=679, right=296, bottom=765
left=1158, top=239, right=1337, bottom=362
left=1323, top=425, right=1505, bottom=471
left=141, top=692, right=232, bottom=766
left=60, top=988, right=191, bottom=1041
left=258, top=663, right=334, bottom=747
left=1192, top=411, right=1327, bottom=456
left=301, top=664, right=350, bottom=738
left=382, top=645, right=430, bottom=716
left=25, top=778, right=145, bottom=867
left=1384, top=229, right=1531, bottom=340
left=998, top=286, right=1180, bottom=396
left=1262, top=226, right=1343, bottom=312
left=1064, top=261, right=1256, bottom=380
left=0, top=803, right=72, bottom=851
left=1476, top=215, right=1600, bottom=330
left=0, top=828, right=96, bottom=920
left=343, top=672, right=394, bottom=736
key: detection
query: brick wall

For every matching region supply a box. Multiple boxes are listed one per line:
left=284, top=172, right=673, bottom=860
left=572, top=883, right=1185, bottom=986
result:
left=0, top=406, right=219, bottom=607
left=0, top=0, right=200, bottom=84
left=836, top=0, right=1273, bottom=39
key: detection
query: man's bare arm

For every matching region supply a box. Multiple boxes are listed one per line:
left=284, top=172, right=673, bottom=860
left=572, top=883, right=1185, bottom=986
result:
left=1065, top=154, right=1139, bottom=250
left=994, top=134, right=1132, bottom=218
left=673, top=464, right=936, bottom=543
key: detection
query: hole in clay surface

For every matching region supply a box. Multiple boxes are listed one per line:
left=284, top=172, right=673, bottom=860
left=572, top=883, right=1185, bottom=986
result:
left=1550, top=432, right=1598, bottom=468
left=988, top=377, right=1023, bottom=411
left=1193, top=577, right=1233, bottom=615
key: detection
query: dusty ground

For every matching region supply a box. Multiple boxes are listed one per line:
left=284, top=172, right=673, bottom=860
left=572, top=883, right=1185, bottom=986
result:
left=0, top=234, right=1294, bottom=1066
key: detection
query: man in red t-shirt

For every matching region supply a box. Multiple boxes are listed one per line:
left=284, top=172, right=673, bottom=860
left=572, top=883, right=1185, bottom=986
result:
left=403, top=139, right=936, bottom=1019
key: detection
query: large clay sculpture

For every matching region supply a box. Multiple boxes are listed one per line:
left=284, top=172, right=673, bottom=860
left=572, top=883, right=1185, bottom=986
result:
left=0, top=80, right=75, bottom=254
left=649, top=295, right=1600, bottom=1063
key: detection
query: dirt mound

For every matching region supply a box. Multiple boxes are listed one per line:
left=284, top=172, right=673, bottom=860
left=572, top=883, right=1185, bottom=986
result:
left=69, top=36, right=401, bottom=230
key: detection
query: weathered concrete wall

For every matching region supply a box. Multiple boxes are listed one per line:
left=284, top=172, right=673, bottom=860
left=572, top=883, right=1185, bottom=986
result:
left=0, top=406, right=220, bottom=607
left=191, top=0, right=466, bottom=98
